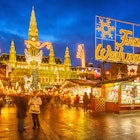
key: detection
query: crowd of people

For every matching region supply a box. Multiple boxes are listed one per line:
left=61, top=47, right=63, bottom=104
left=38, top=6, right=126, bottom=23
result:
left=0, top=89, right=94, bottom=132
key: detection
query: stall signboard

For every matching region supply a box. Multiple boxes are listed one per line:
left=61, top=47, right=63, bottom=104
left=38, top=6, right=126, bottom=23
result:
left=95, top=16, right=140, bottom=64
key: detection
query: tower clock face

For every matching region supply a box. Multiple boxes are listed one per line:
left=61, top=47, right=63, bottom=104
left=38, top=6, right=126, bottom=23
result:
left=32, top=37, right=35, bottom=41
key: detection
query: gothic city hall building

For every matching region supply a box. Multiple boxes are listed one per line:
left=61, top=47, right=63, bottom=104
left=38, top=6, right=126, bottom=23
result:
left=0, top=7, right=80, bottom=88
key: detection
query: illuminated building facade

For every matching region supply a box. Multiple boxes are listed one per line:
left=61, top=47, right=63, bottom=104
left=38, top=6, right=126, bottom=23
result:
left=0, top=7, right=80, bottom=87
left=0, top=7, right=98, bottom=88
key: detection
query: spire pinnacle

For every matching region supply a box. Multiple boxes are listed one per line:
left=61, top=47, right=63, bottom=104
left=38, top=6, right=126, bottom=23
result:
left=64, top=46, right=71, bottom=66
left=28, top=6, right=38, bottom=40
left=11, top=40, right=14, bottom=45
left=9, top=40, right=16, bottom=63
left=11, top=40, right=15, bottom=50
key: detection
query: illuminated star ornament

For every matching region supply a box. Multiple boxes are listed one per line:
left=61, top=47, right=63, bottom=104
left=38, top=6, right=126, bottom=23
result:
left=97, top=18, right=115, bottom=39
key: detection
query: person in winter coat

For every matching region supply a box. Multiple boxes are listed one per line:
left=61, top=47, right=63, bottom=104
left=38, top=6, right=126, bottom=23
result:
left=14, top=93, right=28, bottom=132
left=74, top=94, right=80, bottom=109
left=83, top=92, right=89, bottom=112
left=28, top=90, right=42, bottom=129
left=0, top=95, right=4, bottom=114
left=50, top=93, right=55, bottom=108
left=66, top=95, right=71, bottom=108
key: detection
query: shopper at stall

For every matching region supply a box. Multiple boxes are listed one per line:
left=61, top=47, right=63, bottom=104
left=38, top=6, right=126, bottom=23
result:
left=28, top=90, right=42, bottom=129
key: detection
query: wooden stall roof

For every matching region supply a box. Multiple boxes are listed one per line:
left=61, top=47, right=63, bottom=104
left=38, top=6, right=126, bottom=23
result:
left=60, top=79, right=101, bottom=89
left=60, top=74, right=140, bottom=89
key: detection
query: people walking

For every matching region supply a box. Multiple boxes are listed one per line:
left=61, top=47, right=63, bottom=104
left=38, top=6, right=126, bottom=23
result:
left=28, top=90, right=42, bottom=129
left=66, top=95, right=71, bottom=108
left=14, top=93, right=28, bottom=132
left=74, top=94, right=80, bottom=109
left=0, top=95, right=4, bottom=114
left=50, top=93, right=55, bottom=108
left=83, top=92, right=89, bottom=112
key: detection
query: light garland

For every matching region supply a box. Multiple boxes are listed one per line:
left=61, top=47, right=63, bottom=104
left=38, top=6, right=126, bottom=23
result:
left=24, top=40, right=52, bottom=50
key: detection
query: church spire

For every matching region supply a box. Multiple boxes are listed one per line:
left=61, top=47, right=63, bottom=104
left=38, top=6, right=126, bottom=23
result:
left=49, top=45, right=55, bottom=65
left=28, top=6, right=38, bottom=41
left=9, top=40, right=16, bottom=64
left=64, top=46, right=71, bottom=67
left=28, top=6, right=39, bottom=56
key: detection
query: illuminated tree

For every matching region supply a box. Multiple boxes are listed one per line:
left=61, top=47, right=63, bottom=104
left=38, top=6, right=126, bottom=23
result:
left=31, top=69, right=39, bottom=90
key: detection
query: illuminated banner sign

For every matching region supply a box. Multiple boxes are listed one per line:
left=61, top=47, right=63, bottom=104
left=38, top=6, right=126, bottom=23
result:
left=95, top=16, right=140, bottom=64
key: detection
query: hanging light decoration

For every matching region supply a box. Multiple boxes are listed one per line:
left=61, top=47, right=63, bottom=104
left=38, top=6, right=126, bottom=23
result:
left=24, top=40, right=52, bottom=50
left=127, top=65, right=138, bottom=76
left=76, top=44, right=86, bottom=68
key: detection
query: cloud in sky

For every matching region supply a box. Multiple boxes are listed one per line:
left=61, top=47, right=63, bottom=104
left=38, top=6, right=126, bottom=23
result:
left=0, top=0, right=140, bottom=66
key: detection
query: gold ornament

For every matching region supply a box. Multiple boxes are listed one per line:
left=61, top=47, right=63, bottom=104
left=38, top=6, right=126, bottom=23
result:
left=97, top=18, right=115, bottom=39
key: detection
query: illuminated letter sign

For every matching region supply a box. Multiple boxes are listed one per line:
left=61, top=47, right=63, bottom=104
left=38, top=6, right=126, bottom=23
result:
left=95, top=16, right=140, bottom=64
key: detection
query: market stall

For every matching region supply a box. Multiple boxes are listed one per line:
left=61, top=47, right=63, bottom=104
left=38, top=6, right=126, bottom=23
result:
left=104, top=82, right=120, bottom=113
left=60, top=79, right=104, bottom=112
left=104, top=81, right=140, bottom=113
left=60, top=79, right=100, bottom=95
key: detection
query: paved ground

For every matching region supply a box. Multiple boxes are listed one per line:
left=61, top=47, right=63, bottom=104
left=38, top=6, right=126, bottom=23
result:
left=0, top=104, right=140, bottom=140
left=0, top=106, right=48, bottom=140
left=41, top=105, right=140, bottom=140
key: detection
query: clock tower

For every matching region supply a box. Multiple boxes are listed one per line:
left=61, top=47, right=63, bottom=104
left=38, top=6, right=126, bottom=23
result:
left=28, top=6, right=39, bottom=56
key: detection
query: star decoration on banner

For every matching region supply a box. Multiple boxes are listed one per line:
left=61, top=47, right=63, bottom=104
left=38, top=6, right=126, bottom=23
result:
left=97, top=18, right=115, bottom=39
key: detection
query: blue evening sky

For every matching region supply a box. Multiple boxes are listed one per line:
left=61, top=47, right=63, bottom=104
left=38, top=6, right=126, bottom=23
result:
left=0, top=0, right=139, bottom=67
